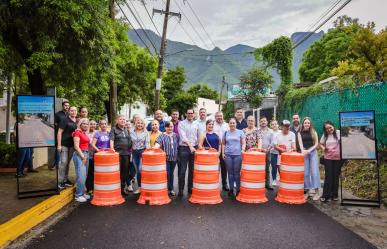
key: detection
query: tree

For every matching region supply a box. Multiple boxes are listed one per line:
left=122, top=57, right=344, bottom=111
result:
left=239, top=67, right=273, bottom=108
left=254, top=36, right=293, bottom=85
left=165, top=91, right=196, bottom=116
left=331, top=26, right=387, bottom=83
left=187, top=83, right=218, bottom=101
left=299, top=16, right=364, bottom=83
left=162, top=67, right=186, bottom=101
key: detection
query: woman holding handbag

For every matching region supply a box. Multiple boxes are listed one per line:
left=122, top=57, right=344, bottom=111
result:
left=198, top=120, right=220, bottom=151
left=319, top=121, right=342, bottom=202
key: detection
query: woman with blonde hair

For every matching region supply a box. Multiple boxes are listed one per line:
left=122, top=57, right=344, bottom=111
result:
left=72, top=118, right=90, bottom=202
left=297, top=117, right=321, bottom=201
left=130, top=118, right=150, bottom=194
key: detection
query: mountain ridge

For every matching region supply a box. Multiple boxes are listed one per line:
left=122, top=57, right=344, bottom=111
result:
left=128, top=29, right=324, bottom=90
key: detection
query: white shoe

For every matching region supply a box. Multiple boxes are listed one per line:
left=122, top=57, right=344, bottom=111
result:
left=309, top=189, right=315, bottom=197
left=127, top=184, right=134, bottom=192
left=75, top=196, right=87, bottom=203
left=83, top=194, right=91, bottom=200
left=272, top=180, right=277, bottom=186
left=133, top=187, right=141, bottom=194
left=313, top=193, right=320, bottom=201
left=169, top=190, right=176, bottom=196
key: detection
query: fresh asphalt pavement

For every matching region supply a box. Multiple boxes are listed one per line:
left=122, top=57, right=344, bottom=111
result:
left=25, top=190, right=376, bottom=249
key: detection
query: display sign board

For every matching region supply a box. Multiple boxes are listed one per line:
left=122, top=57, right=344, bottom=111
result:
left=17, top=95, right=55, bottom=148
left=339, top=111, right=377, bottom=160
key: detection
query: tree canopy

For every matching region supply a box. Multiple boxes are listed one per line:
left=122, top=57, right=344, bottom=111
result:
left=0, top=0, right=157, bottom=120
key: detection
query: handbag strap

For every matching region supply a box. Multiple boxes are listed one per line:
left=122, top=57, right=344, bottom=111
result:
left=205, top=133, right=213, bottom=149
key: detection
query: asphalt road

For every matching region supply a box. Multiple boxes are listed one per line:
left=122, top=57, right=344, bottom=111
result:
left=25, top=191, right=375, bottom=249
left=342, top=130, right=375, bottom=159
left=19, top=117, right=54, bottom=146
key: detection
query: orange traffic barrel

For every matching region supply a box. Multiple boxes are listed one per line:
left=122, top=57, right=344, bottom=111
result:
left=236, top=149, right=268, bottom=204
left=275, top=152, right=306, bottom=204
left=91, top=151, right=125, bottom=206
left=137, top=148, right=171, bottom=205
left=189, top=148, right=222, bottom=204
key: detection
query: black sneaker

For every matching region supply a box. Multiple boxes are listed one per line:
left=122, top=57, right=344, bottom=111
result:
left=178, top=191, right=183, bottom=197
left=228, top=190, right=234, bottom=197
left=27, top=169, right=38, bottom=173
left=266, top=186, right=274, bottom=191
left=64, top=180, right=74, bottom=187
left=223, top=185, right=230, bottom=192
left=188, top=189, right=192, bottom=194
left=58, top=183, right=65, bottom=190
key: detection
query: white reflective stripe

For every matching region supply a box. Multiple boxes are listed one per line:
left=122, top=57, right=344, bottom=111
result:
left=142, top=182, right=167, bottom=190
left=142, top=164, right=166, bottom=171
left=240, top=181, right=265, bottom=189
left=193, top=183, right=219, bottom=190
left=280, top=165, right=304, bottom=172
left=242, top=164, right=265, bottom=171
left=279, top=182, right=304, bottom=190
left=94, top=164, right=120, bottom=173
left=94, top=183, right=121, bottom=191
left=195, top=164, right=218, bottom=171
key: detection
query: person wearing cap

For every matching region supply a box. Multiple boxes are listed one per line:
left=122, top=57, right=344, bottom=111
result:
left=273, top=120, right=296, bottom=154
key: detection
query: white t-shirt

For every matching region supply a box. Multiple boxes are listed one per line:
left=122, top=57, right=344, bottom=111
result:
left=273, top=131, right=296, bottom=151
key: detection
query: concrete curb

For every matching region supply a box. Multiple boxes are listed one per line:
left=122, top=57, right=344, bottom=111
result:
left=0, top=187, right=74, bottom=248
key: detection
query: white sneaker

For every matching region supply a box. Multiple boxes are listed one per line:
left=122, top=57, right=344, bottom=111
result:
left=169, top=190, right=176, bottom=196
left=272, top=180, right=277, bottom=186
left=75, top=196, right=87, bottom=203
left=133, top=187, right=141, bottom=194
left=83, top=194, right=91, bottom=200
left=309, top=189, right=315, bottom=197
left=127, top=184, right=134, bottom=192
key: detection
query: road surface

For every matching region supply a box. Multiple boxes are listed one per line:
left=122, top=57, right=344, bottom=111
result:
left=25, top=191, right=375, bottom=249
left=342, top=130, right=375, bottom=159
left=19, top=116, right=54, bottom=147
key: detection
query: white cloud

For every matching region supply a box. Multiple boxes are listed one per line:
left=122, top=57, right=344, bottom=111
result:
left=123, top=0, right=387, bottom=50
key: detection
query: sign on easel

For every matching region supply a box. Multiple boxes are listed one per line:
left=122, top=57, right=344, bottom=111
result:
left=339, top=110, right=380, bottom=207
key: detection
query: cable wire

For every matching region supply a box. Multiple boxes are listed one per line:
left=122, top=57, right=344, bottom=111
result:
left=140, top=0, right=162, bottom=36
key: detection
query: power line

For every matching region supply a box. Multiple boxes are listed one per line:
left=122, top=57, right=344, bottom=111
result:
left=123, top=0, right=158, bottom=54
left=185, top=0, right=217, bottom=48
left=117, top=2, right=152, bottom=54
left=140, top=0, right=161, bottom=36
left=173, top=0, right=212, bottom=49
left=293, top=0, right=352, bottom=49
left=293, top=0, right=342, bottom=44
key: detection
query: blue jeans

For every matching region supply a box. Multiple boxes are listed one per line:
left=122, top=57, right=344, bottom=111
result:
left=132, top=149, right=145, bottom=187
left=270, top=153, right=279, bottom=181
left=166, top=161, right=177, bottom=191
left=224, top=154, right=242, bottom=192
left=73, top=151, right=89, bottom=197
left=17, top=148, right=33, bottom=175
left=304, top=149, right=321, bottom=189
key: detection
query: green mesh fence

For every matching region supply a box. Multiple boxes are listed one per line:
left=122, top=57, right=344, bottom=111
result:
left=281, top=82, right=387, bottom=146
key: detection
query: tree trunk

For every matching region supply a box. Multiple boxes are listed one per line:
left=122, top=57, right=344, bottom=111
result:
left=27, top=68, right=45, bottom=95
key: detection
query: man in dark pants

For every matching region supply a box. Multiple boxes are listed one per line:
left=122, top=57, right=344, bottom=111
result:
left=213, top=111, right=229, bottom=191
left=290, top=113, right=301, bottom=153
left=258, top=116, right=274, bottom=190
left=177, top=109, right=199, bottom=196
left=51, top=100, right=70, bottom=170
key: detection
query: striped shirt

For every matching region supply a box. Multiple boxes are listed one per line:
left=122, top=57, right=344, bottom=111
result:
left=155, top=133, right=179, bottom=161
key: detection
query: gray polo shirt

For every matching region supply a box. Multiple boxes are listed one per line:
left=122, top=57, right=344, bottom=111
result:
left=259, top=127, right=273, bottom=150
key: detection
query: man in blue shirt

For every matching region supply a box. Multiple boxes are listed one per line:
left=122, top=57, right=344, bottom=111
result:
left=235, top=108, right=247, bottom=130
left=146, top=109, right=166, bottom=132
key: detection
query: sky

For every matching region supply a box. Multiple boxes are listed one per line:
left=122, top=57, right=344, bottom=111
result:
left=120, top=0, right=387, bottom=50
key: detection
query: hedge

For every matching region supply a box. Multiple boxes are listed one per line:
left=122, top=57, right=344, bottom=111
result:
left=0, top=142, right=16, bottom=168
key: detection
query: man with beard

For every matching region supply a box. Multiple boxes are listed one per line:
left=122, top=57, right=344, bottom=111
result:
left=290, top=113, right=301, bottom=152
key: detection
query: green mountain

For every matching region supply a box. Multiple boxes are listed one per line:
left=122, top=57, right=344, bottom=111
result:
left=128, top=29, right=323, bottom=91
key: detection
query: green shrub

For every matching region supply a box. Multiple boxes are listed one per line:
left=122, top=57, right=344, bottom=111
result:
left=0, top=142, right=16, bottom=168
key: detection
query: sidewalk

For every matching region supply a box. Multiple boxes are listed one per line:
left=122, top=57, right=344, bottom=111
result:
left=0, top=165, right=75, bottom=224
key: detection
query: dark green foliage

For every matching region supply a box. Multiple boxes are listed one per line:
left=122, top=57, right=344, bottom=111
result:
left=0, top=142, right=16, bottom=167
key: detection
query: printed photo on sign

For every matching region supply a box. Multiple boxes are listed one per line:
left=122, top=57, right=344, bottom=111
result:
left=17, top=96, right=55, bottom=148
left=340, top=111, right=376, bottom=160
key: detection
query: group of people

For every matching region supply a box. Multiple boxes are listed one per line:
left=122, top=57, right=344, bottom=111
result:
left=54, top=101, right=344, bottom=204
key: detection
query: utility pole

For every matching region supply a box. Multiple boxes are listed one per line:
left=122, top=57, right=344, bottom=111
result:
left=153, top=0, right=181, bottom=110
left=5, top=74, right=12, bottom=144
left=218, top=76, right=225, bottom=111
left=109, top=0, right=118, bottom=124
